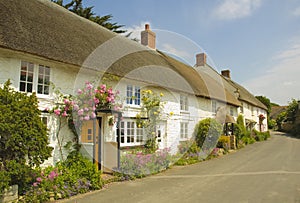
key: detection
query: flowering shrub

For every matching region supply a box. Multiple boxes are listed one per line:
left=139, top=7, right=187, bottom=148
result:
left=50, top=82, right=121, bottom=160
left=52, top=82, right=121, bottom=122
left=136, top=90, right=164, bottom=153
left=115, top=148, right=172, bottom=179
left=21, top=153, right=102, bottom=202
left=175, top=140, right=202, bottom=165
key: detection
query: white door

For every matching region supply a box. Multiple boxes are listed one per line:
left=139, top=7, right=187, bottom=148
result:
left=157, top=122, right=166, bottom=149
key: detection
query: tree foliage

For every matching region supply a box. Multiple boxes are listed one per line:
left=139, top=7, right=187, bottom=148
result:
left=194, top=118, right=222, bottom=150
left=255, top=95, right=271, bottom=114
left=0, top=80, right=52, bottom=167
left=286, top=99, right=298, bottom=122
left=51, top=0, right=126, bottom=33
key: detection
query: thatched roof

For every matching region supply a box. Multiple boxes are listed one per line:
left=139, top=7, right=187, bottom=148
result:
left=0, top=0, right=240, bottom=106
left=223, top=78, right=267, bottom=110
left=197, top=65, right=267, bottom=110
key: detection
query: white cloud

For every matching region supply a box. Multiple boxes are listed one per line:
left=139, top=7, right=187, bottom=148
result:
left=213, top=0, right=262, bottom=20
left=123, top=21, right=151, bottom=41
left=243, top=39, right=300, bottom=105
left=292, top=7, right=300, bottom=16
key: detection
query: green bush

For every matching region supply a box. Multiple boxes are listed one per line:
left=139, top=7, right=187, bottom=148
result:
left=253, top=130, right=270, bottom=141
left=21, top=152, right=102, bottom=202
left=5, top=160, right=36, bottom=194
left=175, top=140, right=202, bottom=165
left=217, top=135, right=230, bottom=150
left=194, top=118, right=222, bottom=150
left=0, top=169, right=10, bottom=196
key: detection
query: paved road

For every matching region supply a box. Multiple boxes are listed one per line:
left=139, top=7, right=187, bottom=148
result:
left=63, top=132, right=300, bottom=203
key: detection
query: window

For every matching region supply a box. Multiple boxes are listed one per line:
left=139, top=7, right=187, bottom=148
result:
left=38, top=65, right=50, bottom=95
left=212, top=100, right=217, bottom=114
left=87, top=129, right=92, bottom=141
left=20, top=61, right=34, bottom=93
left=126, top=85, right=140, bottom=105
left=180, top=95, right=188, bottom=111
left=230, top=107, right=234, bottom=116
left=240, top=102, right=244, bottom=114
left=126, top=122, right=135, bottom=143
left=120, top=120, right=144, bottom=145
left=19, top=61, right=50, bottom=95
left=180, top=122, right=188, bottom=140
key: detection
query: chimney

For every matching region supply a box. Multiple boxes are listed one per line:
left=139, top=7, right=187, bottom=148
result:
left=196, top=53, right=207, bottom=66
left=141, top=24, right=156, bottom=49
left=221, top=70, right=231, bottom=79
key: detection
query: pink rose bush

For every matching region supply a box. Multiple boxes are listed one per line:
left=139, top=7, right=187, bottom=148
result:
left=51, top=82, right=121, bottom=123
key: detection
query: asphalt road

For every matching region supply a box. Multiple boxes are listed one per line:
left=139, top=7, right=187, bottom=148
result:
left=62, top=131, right=300, bottom=203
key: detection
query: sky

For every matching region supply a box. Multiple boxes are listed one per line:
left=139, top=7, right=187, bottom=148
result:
left=84, top=0, right=300, bottom=105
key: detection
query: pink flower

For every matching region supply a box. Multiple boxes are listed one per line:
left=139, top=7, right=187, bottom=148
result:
left=86, top=82, right=93, bottom=90
left=84, top=107, right=89, bottom=112
left=73, top=104, right=79, bottom=111
left=108, top=88, right=113, bottom=94
left=33, top=182, right=38, bottom=187
left=62, top=111, right=67, bottom=117
left=94, top=98, right=99, bottom=104
left=84, top=115, right=90, bottom=120
left=54, top=109, right=61, bottom=116
left=78, top=109, right=84, bottom=116
left=64, top=99, right=69, bottom=104
left=100, top=84, right=106, bottom=91
left=36, top=177, right=42, bottom=182
left=91, top=112, right=96, bottom=119
left=48, top=170, right=58, bottom=181
left=106, top=97, right=112, bottom=102
left=77, top=89, right=83, bottom=94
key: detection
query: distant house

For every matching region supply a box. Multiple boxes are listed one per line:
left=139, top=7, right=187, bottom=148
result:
left=194, top=53, right=268, bottom=132
left=0, top=0, right=266, bottom=170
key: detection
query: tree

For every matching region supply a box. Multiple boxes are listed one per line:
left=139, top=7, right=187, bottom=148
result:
left=0, top=80, right=52, bottom=167
left=286, top=99, right=298, bottom=123
left=194, top=118, right=222, bottom=151
left=256, top=96, right=271, bottom=114
left=51, top=0, right=126, bottom=33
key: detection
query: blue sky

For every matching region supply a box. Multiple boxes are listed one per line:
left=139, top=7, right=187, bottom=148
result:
left=84, top=0, right=300, bottom=105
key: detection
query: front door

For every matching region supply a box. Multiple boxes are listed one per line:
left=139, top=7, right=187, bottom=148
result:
left=81, top=118, right=102, bottom=170
left=157, top=123, right=166, bottom=149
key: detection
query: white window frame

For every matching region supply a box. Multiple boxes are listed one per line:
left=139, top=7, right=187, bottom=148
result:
left=120, top=119, right=145, bottom=146
left=126, top=85, right=141, bottom=106
left=180, top=94, right=188, bottom=111
left=180, top=122, right=188, bottom=140
left=19, top=61, right=51, bottom=97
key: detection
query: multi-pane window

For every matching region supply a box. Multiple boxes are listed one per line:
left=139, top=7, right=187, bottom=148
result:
left=230, top=107, right=234, bottom=116
left=126, top=85, right=140, bottom=105
left=180, top=95, right=188, bottom=111
left=38, top=65, right=50, bottom=95
left=212, top=100, right=217, bottom=114
left=126, top=122, right=135, bottom=143
left=19, top=61, right=50, bottom=95
left=180, top=122, right=188, bottom=139
left=120, top=120, right=144, bottom=145
left=20, top=61, right=34, bottom=93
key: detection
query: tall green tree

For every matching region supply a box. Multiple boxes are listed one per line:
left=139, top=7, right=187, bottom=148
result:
left=255, top=95, right=271, bottom=114
left=51, top=0, right=126, bottom=33
left=286, top=99, right=298, bottom=122
left=0, top=80, right=52, bottom=167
